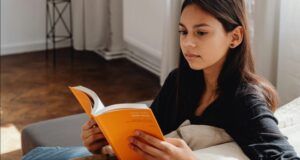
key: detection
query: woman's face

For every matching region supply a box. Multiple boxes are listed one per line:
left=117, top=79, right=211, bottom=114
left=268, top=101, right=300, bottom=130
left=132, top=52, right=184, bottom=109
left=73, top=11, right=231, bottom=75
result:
left=179, top=4, right=232, bottom=70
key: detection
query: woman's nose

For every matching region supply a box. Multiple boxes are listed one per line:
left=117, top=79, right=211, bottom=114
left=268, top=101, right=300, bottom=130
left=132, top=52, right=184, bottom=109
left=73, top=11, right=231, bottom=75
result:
left=182, top=36, right=197, bottom=48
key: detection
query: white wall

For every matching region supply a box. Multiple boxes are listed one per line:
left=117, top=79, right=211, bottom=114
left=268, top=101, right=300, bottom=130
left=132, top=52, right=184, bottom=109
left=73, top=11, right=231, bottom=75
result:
left=277, top=0, right=300, bottom=104
left=123, top=0, right=166, bottom=74
left=1, top=0, right=70, bottom=56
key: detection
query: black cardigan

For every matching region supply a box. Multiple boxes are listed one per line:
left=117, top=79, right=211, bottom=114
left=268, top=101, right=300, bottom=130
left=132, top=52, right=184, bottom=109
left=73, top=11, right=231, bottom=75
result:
left=150, top=69, right=299, bottom=160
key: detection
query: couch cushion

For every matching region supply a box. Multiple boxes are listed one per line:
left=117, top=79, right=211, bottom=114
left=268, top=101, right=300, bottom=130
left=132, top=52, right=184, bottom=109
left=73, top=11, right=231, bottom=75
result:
left=274, top=97, right=300, bottom=129
left=165, top=120, right=233, bottom=150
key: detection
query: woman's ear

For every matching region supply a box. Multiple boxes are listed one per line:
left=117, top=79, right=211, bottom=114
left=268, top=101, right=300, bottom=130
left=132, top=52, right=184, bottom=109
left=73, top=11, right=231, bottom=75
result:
left=229, top=26, right=243, bottom=48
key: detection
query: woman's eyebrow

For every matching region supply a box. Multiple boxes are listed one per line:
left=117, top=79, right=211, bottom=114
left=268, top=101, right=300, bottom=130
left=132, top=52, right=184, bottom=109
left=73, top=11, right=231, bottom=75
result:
left=179, top=22, right=210, bottom=28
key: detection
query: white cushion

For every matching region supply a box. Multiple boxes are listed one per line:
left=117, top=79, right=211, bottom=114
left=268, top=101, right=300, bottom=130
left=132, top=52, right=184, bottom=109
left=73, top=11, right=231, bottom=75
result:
left=275, top=97, right=300, bottom=129
left=165, top=120, right=232, bottom=150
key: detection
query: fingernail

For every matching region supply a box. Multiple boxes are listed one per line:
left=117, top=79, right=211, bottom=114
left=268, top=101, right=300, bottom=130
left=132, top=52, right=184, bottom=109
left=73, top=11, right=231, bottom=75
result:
left=135, top=130, right=140, bottom=136
left=129, top=137, right=134, bottom=143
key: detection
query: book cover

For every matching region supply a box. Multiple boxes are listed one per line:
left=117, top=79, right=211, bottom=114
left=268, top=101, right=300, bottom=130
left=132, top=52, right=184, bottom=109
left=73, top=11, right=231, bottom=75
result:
left=69, top=86, right=164, bottom=160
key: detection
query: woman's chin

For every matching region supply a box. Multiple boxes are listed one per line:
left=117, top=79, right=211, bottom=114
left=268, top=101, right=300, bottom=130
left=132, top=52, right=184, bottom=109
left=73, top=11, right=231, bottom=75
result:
left=188, top=63, right=204, bottom=70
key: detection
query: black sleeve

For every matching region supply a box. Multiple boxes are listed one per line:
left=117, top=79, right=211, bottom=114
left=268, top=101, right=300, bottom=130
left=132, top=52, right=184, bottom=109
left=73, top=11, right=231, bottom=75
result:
left=150, top=69, right=178, bottom=135
left=228, top=93, right=300, bottom=160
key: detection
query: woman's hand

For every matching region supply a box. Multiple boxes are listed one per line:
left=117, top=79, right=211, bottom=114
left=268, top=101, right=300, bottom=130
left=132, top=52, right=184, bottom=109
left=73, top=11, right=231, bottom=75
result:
left=129, top=130, right=197, bottom=160
left=81, top=119, right=111, bottom=155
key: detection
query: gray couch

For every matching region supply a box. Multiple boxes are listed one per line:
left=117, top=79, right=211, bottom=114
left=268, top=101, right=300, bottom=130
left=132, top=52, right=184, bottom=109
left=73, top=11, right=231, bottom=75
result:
left=21, top=100, right=153, bottom=155
left=22, top=98, right=300, bottom=159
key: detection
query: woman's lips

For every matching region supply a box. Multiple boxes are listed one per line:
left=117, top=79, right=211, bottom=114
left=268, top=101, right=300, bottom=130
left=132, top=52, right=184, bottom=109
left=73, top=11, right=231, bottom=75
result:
left=184, top=53, right=201, bottom=60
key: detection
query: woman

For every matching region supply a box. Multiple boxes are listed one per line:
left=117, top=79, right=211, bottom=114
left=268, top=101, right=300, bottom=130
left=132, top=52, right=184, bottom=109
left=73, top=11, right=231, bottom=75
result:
left=23, top=0, right=299, bottom=159
left=82, top=0, right=299, bottom=159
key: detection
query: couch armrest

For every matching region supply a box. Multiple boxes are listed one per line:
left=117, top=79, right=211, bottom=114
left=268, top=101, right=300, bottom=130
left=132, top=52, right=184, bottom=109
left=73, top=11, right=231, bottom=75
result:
left=21, top=113, right=89, bottom=155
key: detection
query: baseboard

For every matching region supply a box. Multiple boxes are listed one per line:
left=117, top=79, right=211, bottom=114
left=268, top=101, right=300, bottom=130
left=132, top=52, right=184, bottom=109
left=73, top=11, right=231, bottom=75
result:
left=96, top=48, right=161, bottom=76
left=1, top=41, right=71, bottom=56
left=123, top=37, right=161, bottom=76
left=94, top=49, right=128, bottom=60
left=1, top=41, right=161, bottom=77
left=126, top=50, right=160, bottom=76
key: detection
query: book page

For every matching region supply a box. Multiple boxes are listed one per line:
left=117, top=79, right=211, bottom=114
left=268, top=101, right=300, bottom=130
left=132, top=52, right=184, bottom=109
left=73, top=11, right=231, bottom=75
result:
left=69, top=86, right=105, bottom=116
left=69, top=87, right=94, bottom=118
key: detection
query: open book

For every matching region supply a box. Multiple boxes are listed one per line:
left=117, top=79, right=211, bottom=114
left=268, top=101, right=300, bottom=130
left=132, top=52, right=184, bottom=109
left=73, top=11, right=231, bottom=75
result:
left=69, top=86, right=164, bottom=160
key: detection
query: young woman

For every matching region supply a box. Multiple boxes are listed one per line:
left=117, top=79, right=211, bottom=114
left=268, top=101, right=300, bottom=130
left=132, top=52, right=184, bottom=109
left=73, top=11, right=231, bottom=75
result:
left=82, top=0, right=299, bottom=159
left=23, top=0, right=299, bottom=160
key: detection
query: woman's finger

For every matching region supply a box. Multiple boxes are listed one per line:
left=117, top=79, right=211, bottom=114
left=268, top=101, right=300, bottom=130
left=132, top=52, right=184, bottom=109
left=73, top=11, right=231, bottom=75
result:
left=88, top=140, right=109, bottom=154
left=134, top=130, right=174, bottom=153
left=83, top=133, right=106, bottom=147
left=82, top=127, right=102, bottom=139
left=82, top=119, right=97, bottom=130
left=129, top=136, right=164, bottom=157
left=129, top=143, right=157, bottom=160
left=165, top=138, right=187, bottom=148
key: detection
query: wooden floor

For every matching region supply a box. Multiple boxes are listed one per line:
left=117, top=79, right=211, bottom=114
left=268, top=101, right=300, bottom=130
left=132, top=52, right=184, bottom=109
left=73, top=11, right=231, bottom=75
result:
left=0, top=48, right=161, bottom=160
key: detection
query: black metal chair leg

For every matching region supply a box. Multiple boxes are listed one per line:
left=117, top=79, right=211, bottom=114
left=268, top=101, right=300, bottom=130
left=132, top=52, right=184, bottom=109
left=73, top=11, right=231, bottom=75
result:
left=45, top=0, right=73, bottom=69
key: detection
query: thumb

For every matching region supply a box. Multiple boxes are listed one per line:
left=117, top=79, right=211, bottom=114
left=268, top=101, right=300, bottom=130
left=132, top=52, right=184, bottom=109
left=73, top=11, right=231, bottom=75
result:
left=102, top=145, right=115, bottom=155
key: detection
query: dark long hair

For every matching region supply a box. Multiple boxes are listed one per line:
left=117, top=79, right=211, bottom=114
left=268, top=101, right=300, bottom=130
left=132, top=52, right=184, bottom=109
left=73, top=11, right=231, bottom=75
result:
left=176, top=0, right=279, bottom=120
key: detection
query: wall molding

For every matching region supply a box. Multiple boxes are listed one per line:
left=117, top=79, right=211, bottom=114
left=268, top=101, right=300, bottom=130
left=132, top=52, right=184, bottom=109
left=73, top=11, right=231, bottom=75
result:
left=95, top=49, right=128, bottom=60
left=124, top=36, right=162, bottom=60
left=1, top=41, right=70, bottom=56
left=96, top=47, right=161, bottom=77
left=95, top=31, right=162, bottom=77
left=124, top=40, right=161, bottom=76
left=2, top=40, right=160, bottom=83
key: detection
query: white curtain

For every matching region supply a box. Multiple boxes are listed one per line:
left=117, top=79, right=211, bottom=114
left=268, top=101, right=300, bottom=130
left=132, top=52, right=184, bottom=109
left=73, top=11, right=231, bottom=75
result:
left=246, top=0, right=255, bottom=44
left=252, top=0, right=280, bottom=85
left=160, top=0, right=182, bottom=85
left=253, top=0, right=300, bottom=104
left=72, top=0, right=109, bottom=51
left=277, top=0, right=300, bottom=104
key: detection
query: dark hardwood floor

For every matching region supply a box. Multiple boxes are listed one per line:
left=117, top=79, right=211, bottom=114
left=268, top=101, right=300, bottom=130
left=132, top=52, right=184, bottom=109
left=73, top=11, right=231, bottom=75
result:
left=0, top=48, right=161, bottom=159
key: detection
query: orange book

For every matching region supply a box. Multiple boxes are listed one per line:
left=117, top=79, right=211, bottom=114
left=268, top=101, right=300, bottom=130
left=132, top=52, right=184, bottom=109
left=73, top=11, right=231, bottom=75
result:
left=69, top=86, right=164, bottom=160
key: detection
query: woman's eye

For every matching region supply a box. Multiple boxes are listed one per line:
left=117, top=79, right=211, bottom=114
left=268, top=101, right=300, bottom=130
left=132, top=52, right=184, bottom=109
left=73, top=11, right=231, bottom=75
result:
left=196, top=31, right=207, bottom=36
left=178, top=30, right=187, bottom=36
